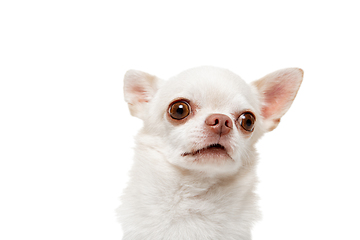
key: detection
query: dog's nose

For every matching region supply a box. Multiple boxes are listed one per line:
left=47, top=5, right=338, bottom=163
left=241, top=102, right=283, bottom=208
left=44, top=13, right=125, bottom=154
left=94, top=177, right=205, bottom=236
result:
left=205, top=114, right=233, bottom=135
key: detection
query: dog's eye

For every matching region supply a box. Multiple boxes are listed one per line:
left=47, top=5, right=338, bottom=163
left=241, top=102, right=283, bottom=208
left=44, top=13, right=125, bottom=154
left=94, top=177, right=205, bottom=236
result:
left=169, top=101, right=191, bottom=120
left=239, top=112, right=255, bottom=132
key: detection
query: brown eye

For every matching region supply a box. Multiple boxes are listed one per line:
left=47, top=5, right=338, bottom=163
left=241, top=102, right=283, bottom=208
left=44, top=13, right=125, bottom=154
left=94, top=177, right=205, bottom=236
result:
left=169, top=101, right=191, bottom=120
left=239, top=112, right=255, bottom=132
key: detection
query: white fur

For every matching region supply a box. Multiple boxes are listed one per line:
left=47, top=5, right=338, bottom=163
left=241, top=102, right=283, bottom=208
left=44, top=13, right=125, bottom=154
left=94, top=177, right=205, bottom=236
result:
left=118, top=66, right=303, bottom=240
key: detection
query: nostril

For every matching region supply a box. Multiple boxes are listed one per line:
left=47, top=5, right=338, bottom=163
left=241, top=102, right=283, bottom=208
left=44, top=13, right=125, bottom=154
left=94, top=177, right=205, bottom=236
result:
left=225, top=120, right=230, bottom=127
left=225, top=119, right=233, bottom=128
left=214, top=119, right=219, bottom=125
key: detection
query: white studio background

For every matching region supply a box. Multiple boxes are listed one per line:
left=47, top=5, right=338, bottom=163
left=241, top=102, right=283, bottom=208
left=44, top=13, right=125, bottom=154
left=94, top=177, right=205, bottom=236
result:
left=1, top=1, right=359, bottom=239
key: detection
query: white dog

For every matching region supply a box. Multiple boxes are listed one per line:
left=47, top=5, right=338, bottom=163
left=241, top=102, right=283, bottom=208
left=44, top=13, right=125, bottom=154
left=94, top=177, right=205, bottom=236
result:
left=118, top=66, right=303, bottom=240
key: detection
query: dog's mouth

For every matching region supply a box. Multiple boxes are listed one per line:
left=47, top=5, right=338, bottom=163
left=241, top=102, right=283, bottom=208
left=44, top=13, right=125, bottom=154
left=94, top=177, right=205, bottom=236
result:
left=182, top=144, right=228, bottom=157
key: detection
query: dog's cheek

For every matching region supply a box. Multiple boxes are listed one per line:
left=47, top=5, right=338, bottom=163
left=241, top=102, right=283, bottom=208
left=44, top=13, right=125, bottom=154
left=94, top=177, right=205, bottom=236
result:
left=166, top=125, right=190, bottom=153
left=163, top=115, right=198, bottom=149
left=228, top=130, right=254, bottom=165
left=230, top=133, right=246, bottom=161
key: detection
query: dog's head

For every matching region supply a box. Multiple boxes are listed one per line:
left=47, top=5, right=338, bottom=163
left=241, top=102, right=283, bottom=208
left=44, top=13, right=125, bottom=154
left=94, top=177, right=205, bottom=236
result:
left=124, top=66, right=303, bottom=175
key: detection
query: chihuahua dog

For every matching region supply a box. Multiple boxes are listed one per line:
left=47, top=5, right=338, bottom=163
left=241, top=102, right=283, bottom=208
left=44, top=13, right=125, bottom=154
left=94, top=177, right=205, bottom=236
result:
left=118, top=66, right=303, bottom=240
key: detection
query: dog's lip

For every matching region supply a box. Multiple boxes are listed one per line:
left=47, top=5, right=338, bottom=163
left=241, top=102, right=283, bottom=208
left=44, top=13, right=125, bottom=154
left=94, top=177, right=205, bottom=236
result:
left=182, top=143, right=228, bottom=157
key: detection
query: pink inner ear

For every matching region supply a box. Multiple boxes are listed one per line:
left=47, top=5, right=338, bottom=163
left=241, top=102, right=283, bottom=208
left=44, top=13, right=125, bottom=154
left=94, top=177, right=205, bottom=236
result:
left=260, top=67, right=304, bottom=120
left=132, top=85, right=150, bottom=103
left=262, top=80, right=293, bottom=119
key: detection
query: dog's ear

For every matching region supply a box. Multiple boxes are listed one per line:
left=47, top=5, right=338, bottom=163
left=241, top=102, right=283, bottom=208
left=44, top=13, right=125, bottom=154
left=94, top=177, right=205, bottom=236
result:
left=123, top=70, right=163, bottom=119
left=252, top=68, right=303, bottom=131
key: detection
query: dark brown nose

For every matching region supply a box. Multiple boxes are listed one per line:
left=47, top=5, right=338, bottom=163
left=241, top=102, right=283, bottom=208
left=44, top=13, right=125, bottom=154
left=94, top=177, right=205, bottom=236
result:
left=205, top=114, right=233, bottom=135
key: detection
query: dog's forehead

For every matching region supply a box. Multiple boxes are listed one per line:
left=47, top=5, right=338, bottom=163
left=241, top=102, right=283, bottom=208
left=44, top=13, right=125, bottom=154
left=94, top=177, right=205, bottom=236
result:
left=159, top=66, right=255, bottom=110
